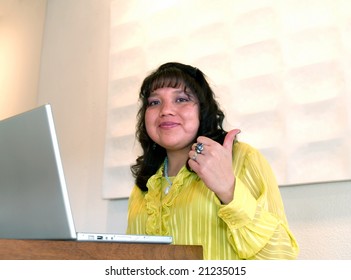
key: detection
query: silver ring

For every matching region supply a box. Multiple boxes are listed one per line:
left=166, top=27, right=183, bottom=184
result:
left=192, top=151, right=198, bottom=161
left=195, top=143, right=204, bottom=154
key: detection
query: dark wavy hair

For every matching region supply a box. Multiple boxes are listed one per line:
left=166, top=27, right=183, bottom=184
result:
left=131, top=62, right=227, bottom=191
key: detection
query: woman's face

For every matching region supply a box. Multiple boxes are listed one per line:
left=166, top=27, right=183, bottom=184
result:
left=145, top=87, right=200, bottom=152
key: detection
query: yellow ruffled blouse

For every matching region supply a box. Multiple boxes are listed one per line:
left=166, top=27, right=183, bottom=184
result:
left=127, top=142, right=299, bottom=259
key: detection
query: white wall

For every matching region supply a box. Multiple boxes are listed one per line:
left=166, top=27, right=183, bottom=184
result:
left=1, top=0, right=351, bottom=259
left=37, top=0, right=111, bottom=232
left=281, top=180, right=351, bottom=259
left=0, top=0, right=46, bottom=119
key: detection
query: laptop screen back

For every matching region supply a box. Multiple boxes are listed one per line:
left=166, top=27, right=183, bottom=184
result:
left=0, top=105, right=77, bottom=240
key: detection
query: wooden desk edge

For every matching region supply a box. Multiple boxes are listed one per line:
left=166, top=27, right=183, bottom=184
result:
left=0, top=239, right=203, bottom=260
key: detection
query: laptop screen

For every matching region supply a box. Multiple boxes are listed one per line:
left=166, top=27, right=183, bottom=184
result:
left=0, top=104, right=77, bottom=240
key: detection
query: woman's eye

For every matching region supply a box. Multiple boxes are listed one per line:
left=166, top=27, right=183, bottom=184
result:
left=176, top=97, right=189, bottom=103
left=148, top=100, right=160, bottom=106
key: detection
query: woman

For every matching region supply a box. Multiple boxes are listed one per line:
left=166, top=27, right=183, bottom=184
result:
left=127, top=62, right=299, bottom=259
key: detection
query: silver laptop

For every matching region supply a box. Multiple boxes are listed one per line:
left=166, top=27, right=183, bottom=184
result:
left=0, top=104, right=172, bottom=244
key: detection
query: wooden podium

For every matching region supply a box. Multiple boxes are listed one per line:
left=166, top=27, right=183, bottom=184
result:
left=0, top=239, right=203, bottom=260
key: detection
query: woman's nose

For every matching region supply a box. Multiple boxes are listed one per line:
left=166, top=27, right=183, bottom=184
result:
left=160, top=101, right=175, bottom=116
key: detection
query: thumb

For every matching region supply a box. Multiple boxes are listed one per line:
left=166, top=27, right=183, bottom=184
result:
left=223, top=129, right=241, bottom=151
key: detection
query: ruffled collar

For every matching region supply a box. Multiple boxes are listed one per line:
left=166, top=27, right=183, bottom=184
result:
left=144, top=162, right=195, bottom=235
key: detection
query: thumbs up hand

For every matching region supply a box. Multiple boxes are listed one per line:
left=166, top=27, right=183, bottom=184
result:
left=188, top=129, right=241, bottom=204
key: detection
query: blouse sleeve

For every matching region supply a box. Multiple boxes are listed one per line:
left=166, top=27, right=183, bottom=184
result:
left=217, top=145, right=299, bottom=259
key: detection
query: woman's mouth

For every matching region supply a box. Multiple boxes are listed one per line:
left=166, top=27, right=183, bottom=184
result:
left=159, top=121, right=179, bottom=129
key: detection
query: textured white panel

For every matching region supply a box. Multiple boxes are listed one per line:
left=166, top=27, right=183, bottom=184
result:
left=110, top=22, right=145, bottom=53
left=144, top=8, right=187, bottom=42
left=108, top=76, right=141, bottom=108
left=228, top=0, right=275, bottom=15
left=104, top=134, right=137, bottom=166
left=285, top=61, right=345, bottom=104
left=283, top=27, right=342, bottom=67
left=193, top=53, right=233, bottom=84
left=103, top=165, right=135, bottom=198
left=278, top=0, right=337, bottom=33
left=231, top=7, right=279, bottom=47
left=234, top=74, right=283, bottom=113
left=259, top=147, right=286, bottom=184
left=104, top=0, right=351, bottom=198
left=108, top=104, right=138, bottom=137
left=186, top=23, right=230, bottom=59
left=109, top=48, right=146, bottom=80
left=239, top=111, right=285, bottom=149
left=232, top=40, right=283, bottom=79
left=287, top=139, right=350, bottom=184
left=144, top=37, right=186, bottom=66
left=286, top=99, right=347, bottom=144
